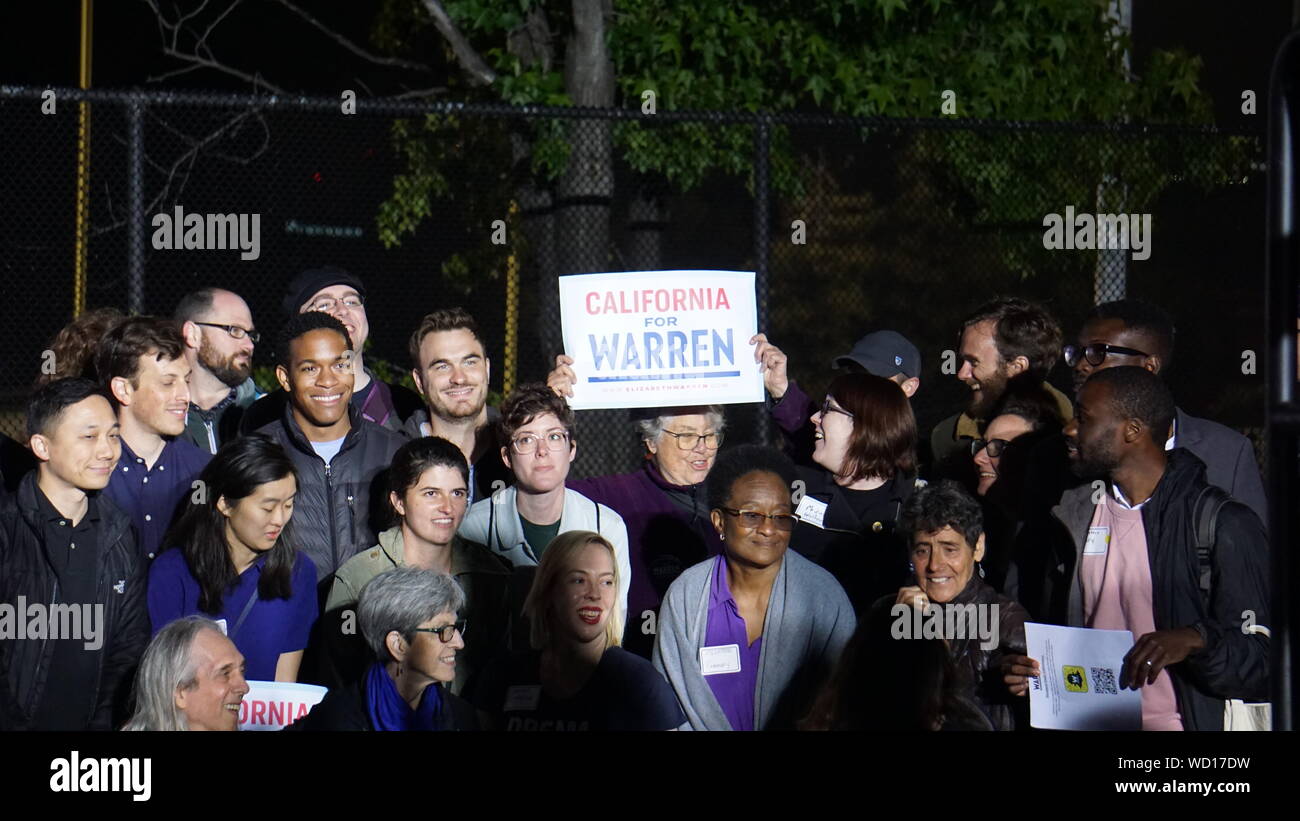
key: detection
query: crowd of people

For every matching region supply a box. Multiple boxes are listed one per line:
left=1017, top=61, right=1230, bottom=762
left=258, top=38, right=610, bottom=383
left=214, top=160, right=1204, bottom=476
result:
left=0, top=268, right=1271, bottom=732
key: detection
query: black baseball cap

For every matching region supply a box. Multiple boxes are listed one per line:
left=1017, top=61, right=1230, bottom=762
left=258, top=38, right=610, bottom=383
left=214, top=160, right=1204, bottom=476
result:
left=832, top=330, right=921, bottom=379
left=282, top=266, right=367, bottom=318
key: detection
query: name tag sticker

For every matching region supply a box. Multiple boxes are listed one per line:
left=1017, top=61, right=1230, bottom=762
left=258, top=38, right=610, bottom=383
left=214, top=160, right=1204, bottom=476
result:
left=504, top=685, right=542, bottom=712
left=214, top=619, right=229, bottom=636
left=699, top=644, right=742, bottom=676
left=1084, top=526, right=1110, bottom=556
left=794, top=496, right=828, bottom=529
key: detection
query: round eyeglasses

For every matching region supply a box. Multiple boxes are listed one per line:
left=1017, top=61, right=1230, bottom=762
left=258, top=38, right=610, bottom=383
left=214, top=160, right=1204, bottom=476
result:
left=1063, top=342, right=1148, bottom=368
left=510, top=431, right=571, bottom=455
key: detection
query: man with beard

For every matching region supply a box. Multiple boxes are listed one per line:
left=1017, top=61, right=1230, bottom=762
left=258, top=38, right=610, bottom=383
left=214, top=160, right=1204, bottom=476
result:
left=98, top=317, right=212, bottom=561
left=1001, top=367, right=1269, bottom=730
left=175, top=288, right=263, bottom=454
left=930, top=297, right=1072, bottom=485
left=404, top=307, right=511, bottom=503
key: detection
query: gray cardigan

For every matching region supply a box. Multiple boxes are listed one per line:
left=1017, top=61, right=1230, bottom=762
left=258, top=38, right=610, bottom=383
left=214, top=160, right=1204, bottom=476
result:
left=652, top=551, right=856, bottom=731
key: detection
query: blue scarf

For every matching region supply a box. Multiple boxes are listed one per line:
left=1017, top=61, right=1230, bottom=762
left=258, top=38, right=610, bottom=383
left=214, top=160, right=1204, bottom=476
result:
left=364, top=661, right=445, bottom=732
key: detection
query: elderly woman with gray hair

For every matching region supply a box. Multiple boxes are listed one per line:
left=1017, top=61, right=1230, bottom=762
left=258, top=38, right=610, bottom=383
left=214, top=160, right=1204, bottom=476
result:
left=549, top=355, right=727, bottom=658
left=287, top=567, right=478, bottom=731
left=123, top=616, right=250, bottom=731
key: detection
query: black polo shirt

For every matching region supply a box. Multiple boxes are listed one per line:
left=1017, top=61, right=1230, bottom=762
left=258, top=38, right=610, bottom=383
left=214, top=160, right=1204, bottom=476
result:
left=29, top=486, right=103, bottom=730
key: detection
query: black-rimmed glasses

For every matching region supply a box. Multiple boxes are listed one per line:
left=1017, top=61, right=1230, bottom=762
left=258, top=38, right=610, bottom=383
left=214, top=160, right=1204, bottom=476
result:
left=820, top=397, right=854, bottom=420
left=411, top=621, right=467, bottom=642
left=1063, top=342, right=1148, bottom=368
left=971, top=438, right=1016, bottom=458
left=194, top=322, right=260, bottom=343
left=719, top=507, right=797, bottom=532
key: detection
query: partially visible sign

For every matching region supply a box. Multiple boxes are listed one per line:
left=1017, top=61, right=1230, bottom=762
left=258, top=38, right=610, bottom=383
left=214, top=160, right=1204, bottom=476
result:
left=238, top=680, right=328, bottom=731
left=558, top=270, right=762, bottom=409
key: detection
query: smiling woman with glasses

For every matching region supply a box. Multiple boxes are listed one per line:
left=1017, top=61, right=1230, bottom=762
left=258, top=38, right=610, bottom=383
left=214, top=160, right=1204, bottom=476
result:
left=288, top=567, right=478, bottom=731
left=789, top=372, right=920, bottom=616
left=653, top=445, right=855, bottom=731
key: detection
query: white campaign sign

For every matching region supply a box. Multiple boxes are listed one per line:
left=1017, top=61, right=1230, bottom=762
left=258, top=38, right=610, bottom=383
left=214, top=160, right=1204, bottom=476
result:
left=558, top=270, right=763, bottom=409
left=238, top=680, right=328, bottom=731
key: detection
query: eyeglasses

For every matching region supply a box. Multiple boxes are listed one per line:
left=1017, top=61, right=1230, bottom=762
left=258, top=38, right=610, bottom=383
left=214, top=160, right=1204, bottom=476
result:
left=310, top=295, right=364, bottom=313
left=411, top=621, right=467, bottom=643
left=510, top=431, right=570, bottom=455
left=1063, top=343, right=1148, bottom=368
left=194, top=322, right=260, bottom=343
left=820, top=398, right=854, bottom=420
left=661, top=429, right=724, bottom=450
left=971, top=438, right=1016, bottom=458
left=719, top=507, right=798, bottom=532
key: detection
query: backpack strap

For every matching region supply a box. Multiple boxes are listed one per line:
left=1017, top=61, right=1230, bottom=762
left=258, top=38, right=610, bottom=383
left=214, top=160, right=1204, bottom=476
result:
left=1192, top=485, right=1232, bottom=602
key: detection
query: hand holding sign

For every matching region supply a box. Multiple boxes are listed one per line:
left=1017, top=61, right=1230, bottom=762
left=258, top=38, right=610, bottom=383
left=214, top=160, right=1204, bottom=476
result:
left=558, top=271, right=764, bottom=410
left=548, top=354, right=577, bottom=399
left=750, top=333, right=790, bottom=400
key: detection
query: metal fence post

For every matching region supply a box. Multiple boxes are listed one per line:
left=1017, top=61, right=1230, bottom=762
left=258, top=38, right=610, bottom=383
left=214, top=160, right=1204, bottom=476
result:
left=1266, top=28, right=1300, bottom=732
left=754, top=114, right=772, bottom=445
left=127, top=96, right=145, bottom=315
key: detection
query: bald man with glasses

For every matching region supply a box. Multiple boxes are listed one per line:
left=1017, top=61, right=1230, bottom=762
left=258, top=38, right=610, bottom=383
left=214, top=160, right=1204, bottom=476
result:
left=174, top=288, right=265, bottom=454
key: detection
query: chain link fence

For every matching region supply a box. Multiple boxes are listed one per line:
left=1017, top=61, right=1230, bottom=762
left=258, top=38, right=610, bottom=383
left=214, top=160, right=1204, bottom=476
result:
left=0, top=86, right=1267, bottom=478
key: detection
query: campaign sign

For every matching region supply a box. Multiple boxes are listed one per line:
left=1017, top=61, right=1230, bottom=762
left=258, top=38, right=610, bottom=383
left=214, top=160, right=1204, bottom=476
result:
left=238, top=680, right=327, bottom=731
left=558, top=270, right=763, bottom=409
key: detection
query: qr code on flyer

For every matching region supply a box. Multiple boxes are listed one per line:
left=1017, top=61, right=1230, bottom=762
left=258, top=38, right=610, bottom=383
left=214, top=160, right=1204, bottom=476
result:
left=1091, top=667, right=1118, bottom=695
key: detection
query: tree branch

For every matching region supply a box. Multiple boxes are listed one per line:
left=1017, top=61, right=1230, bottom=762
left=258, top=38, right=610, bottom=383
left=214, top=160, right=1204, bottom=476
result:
left=417, top=0, right=498, bottom=86
left=273, top=0, right=435, bottom=73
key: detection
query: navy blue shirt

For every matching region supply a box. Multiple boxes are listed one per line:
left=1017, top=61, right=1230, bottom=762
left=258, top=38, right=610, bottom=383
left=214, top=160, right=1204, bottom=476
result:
left=104, top=437, right=211, bottom=561
left=147, top=549, right=319, bottom=681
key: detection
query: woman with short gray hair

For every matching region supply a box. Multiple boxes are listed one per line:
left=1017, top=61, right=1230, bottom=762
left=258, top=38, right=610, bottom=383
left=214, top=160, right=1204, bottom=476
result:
left=287, top=567, right=478, bottom=731
left=547, top=355, right=728, bottom=658
left=123, top=616, right=249, bottom=731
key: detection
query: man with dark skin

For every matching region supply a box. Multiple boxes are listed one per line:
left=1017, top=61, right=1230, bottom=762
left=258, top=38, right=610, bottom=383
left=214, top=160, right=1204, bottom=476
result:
left=1064, top=299, right=1266, bottom=525
left=1002, top=368, right=1268, bottom=730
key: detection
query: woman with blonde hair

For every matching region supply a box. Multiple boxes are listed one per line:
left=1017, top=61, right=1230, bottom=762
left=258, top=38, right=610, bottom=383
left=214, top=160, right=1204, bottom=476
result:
left=471, top=530, right=683, bottom=731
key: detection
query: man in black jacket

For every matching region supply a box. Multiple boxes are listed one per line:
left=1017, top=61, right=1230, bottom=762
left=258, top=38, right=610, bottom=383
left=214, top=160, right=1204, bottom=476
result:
left=1003, top=367, right=1269, bottom=730
left=0, top=378, right=148, bottom=730
left=256, top=312, right=404, bottom=587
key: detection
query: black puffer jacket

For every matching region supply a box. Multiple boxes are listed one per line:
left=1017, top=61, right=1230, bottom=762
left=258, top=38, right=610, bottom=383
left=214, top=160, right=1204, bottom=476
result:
left=1013, top=449, right=1270, bottom=730
left=0, top=473, right=148, bottom=730
left=257, top=405, right=404, bottom=583
left=789, top=467, right=917, bottom=616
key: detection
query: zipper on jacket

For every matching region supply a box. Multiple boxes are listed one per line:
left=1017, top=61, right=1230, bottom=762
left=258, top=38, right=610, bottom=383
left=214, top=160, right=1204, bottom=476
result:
left=347, top=494, right=356, bottom=546
left=204, top=419, right=216, bottom=452
left=324, top=462, right=338, bottom=573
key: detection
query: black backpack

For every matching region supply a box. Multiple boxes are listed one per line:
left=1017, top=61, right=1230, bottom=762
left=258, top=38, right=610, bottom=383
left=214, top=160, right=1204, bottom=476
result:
left=1192, top=485, right=1233, bottom=602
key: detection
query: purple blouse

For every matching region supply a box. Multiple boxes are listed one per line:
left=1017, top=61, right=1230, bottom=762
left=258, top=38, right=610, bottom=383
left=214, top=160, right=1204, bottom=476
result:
left=703, top=555, right=762, bottom=731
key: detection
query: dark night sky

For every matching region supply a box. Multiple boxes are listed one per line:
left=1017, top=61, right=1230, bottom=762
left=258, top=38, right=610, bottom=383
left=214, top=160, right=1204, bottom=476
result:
left=1, top=0, right=1294, bottom=122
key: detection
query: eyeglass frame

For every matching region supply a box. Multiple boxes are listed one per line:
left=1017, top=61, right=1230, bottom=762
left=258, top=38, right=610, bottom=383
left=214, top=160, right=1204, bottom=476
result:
left=310, top=295, right=366, bottom=313
left=820, top=397, right=854, bottom=420
left=193, top=322, right=261, bottom=344
left=1063, top=342, right=1149, bottom=368
left=970, top=438, right=1016, bottom=458
left=410, top=620, right=467, bottom=643
left=661, top=429, right=724, bottom=450
left=509, top=430, right=572, bottom=455
left=718, top=507, right=798, bottom=532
